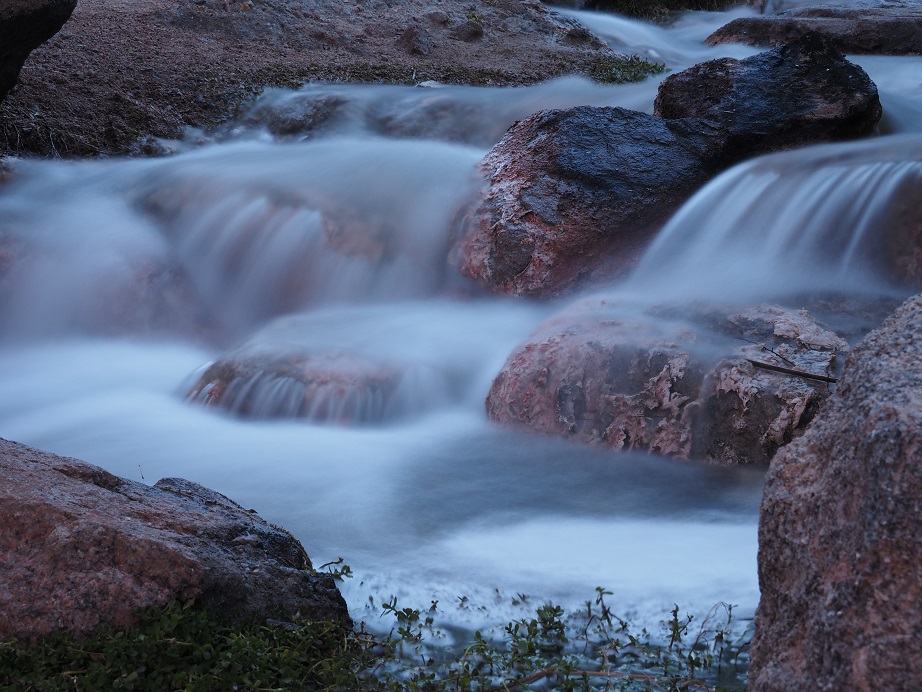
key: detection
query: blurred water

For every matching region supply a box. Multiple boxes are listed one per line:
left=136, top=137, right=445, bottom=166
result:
left=1, top=5, right=918, bottom=632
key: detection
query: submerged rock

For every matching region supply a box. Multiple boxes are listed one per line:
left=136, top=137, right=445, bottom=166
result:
left=654, top=33, right=882, bottom=159
left=451, top=107, right=727, bottom=298
left=707, top=2, right=922, bottom=55
left=0, top=438, right=349, bottom=641
left=750, top=293, right=922, bottom=690
left=187, top=350, right=431, bottom=424
left=185, top=313, right=457, bottom=424
left=0, top=0, right=76, bottom=104
left=486, top=299, right=846, bottom=465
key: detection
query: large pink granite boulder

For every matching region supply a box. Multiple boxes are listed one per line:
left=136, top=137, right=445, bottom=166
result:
left=486, top=299, right=847, bottom=465
left=750, top=292, right=922, bottom=690
left=0, top=438, right=348, bottom=641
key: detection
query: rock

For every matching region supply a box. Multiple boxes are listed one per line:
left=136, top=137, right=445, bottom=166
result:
left=451, top=107, right=728, bottom=298
left=0, top=211, right=212, bottom=341
left=688, top=304, right=846, bottom=465
left=187, top=350, right=409, bottom=423
left=654, top=33, right=882, bottom=160
left=185, top=316, right=454, bottom=423
left=0, top=0, right=76, bottom=104
left=397, top=25, right=434, bottom=55
left=707, top=2, right=922, bottom=55
left=450, top=19, right=485, bottom=42
left=237, top=92, right=346, bottom=139
left=486, top=299, right=846, bottom=464
left=0, top=437, right=349, bottom=641
left=750, top=293, right=922, bottom=690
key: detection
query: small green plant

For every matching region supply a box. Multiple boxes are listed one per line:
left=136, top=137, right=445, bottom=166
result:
left=466, top=7, right=484, bottom=23
left=584, top=55, right=667, bottom=84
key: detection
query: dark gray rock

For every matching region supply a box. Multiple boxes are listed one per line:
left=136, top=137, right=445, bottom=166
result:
left=0, top=438, right=349, bottom=641
left=750, top=292, right=922, bottom=690
left=708, top=1, right=922, bottom=55
left=0, top=0, right=77, bottom=103
left=655, top=33, right=882, bottom=159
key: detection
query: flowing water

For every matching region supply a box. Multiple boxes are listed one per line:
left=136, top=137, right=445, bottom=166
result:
left=1, top=5, right=920, bottom=636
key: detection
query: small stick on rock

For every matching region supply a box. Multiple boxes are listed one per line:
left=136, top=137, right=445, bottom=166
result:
left=746, top=359, right=838, bottom=384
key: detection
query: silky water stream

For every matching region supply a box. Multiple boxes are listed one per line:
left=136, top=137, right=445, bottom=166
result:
left=0, top=6, right=920, bottom=643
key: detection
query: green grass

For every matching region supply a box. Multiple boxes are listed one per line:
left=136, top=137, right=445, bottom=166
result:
left=0, top=585, right=751, bottom=691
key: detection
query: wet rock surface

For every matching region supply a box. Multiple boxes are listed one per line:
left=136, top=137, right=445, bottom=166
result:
left=655, top=33, right=882, bottom=159
left=750, top=293, right=922, bottom=691
left=451, top=106, right=728, bottom=298
left=0, top=437, right=349, bottom=641
left=486, top=299, right=846, bottom=465
left=454, top=36, right=882, bottom=299
left=187, top=350, right=413, bottom=423
left=708, top=0, right=922, bottom=54
left=0, top=0, right=624, bottom=157
left=0, top=0, right=76, bottom=104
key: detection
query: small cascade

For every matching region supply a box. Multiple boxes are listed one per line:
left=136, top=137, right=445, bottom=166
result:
left=186, top=352, right=452, bottom=424
left=0, top=138, right=484, bottom=340
left=139, top=138, right=487, bottom=334
left=182, top=301, right=550, bottom=424
left=628, top=135, right=922, bottom=301
left=565, top=6, right=759, bottom=66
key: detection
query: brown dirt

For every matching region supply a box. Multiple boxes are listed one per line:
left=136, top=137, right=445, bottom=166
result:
left=0, top=0, right=628, bottom=157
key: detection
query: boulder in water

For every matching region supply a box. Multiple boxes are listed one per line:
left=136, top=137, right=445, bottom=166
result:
left=187, top=350, right=410, bottom=423
left=185, top=318, right=455, bottom=424
left=654, top=33, right=883, bottom=160
left=0, top=0, right=76, bottom=104
left=450, top=106, right=727, bottom=298
left=0, top=438, right=349, bottom=641
left=750, top=293, right=922, bottom=690
left=707, top=2, right=922, bottom=55
left=486, top=299, right=845, bottom=465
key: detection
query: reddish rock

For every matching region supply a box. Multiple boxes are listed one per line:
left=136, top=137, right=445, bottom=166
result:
left=707, top=2, right=922, bottom=55
left=187, top=350, right=406, bottom=423
left=0, top=438, right=349, bottom=641
left=487, top=299, right=846, bottom=464
left=654, top=33, right=882, bottom=160
left=451, top=107, right=727, bottom=298
left=185, top=324, right=454, bottom=424
left=750, top=293, right=922, bottom=691
left=0, top=0, right=76, bottom=103
left=690, top=305, right=846, bottom=465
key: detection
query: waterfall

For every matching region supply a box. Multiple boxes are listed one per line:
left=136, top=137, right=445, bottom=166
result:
left=629, top=135, right=922, bottom=301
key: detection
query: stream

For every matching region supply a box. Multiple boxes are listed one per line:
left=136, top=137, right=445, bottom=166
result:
left=1, top=4, right=920, bottom=638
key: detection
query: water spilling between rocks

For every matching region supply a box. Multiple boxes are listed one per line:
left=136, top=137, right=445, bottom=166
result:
left=0, top=6, right=920, bottom=633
